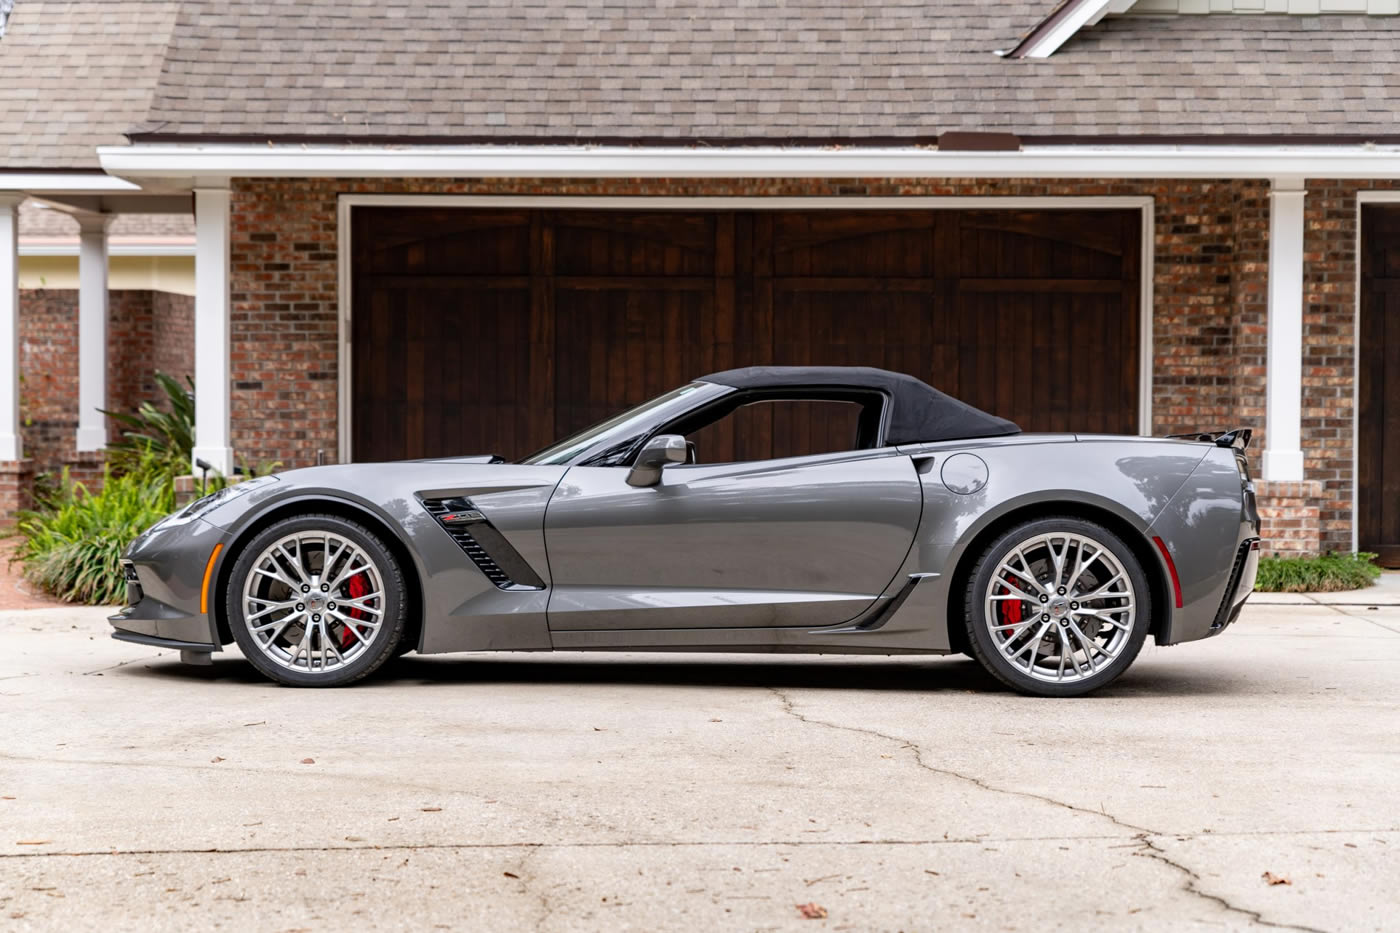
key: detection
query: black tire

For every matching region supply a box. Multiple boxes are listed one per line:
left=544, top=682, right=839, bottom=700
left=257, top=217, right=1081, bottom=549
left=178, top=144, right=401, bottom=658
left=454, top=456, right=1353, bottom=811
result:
left=226, top=513, right=407, bottom=687
left=962, top=516, right=1151, bottom=698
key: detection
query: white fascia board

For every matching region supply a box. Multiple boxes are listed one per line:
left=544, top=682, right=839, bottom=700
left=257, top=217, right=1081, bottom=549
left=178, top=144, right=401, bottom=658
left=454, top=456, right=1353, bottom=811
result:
left=19, top=242, right=195, bottom=257
left=97, top=143, right=1400, bottom=181
left=1020, top=0, right=1114, bottom=58
left=0, top=173, right=142, bottom=193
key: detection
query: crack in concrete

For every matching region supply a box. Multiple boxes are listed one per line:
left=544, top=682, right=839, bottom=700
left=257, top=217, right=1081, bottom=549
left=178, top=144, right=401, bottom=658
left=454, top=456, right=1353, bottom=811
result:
left=767, top=687, right=1156, bottom=836
left=1318, top=603, right=1400, bottom=637
left=769, top=686, right=1334, bottom=933
left=1134, top=835, right=1331, bottom=933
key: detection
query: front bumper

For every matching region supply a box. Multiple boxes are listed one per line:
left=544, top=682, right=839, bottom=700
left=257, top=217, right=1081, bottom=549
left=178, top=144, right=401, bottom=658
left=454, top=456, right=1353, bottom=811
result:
left=108, top=516, right=229, bottom=651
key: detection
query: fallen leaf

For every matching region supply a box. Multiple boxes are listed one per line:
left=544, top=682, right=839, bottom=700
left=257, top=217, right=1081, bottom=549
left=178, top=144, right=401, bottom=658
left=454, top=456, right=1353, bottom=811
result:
left=795, top=903, right=828, bottom=919
left=503, top=871, right=519, bottom=879
left=1262, top=872, right=1292, bottom=886
left=924, top=870, right=940, bottom=877
left=592, top=727, right=605, bottom=731
left=1, top=796, right=15, bottom=800
left=345, top=836, right=364, bottom=842
left=15, top=840, right=49, bottom=846
left=243, top=721, right=266, bottom=727
left=387, top=817, right=400, bottom=822
left=709, top=718, right=722, bottom=723
left=421, top=807, right=442, bottom=812
left=210, top=757, right=225, bottom=763
left=300, top=758, right=315, bottom=765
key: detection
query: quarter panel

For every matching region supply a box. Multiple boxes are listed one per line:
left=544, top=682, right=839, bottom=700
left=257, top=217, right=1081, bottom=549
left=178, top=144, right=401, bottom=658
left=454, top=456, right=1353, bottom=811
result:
left=885, top=437, right=1211, bottom=651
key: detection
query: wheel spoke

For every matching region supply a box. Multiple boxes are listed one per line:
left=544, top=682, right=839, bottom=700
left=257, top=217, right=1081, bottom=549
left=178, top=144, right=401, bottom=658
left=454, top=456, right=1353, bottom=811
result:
left=990, top=575, right=1040, bottom=604
left=247, top=599, right=298, bottom=622
left=337, top=595, right=383, bottom=616
left=1049, top=538, right=1069, bottom=590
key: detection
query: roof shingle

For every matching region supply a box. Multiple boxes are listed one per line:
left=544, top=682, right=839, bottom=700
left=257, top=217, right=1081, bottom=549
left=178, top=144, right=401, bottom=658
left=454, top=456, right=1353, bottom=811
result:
left=132, top=2, right=1400, bottom=142
left=0, top=1, right=182, bottom=168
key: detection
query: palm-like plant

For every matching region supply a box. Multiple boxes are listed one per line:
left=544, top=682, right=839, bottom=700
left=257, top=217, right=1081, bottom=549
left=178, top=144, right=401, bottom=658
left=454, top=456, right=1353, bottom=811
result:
left=101, top=372, right=194, bottom=476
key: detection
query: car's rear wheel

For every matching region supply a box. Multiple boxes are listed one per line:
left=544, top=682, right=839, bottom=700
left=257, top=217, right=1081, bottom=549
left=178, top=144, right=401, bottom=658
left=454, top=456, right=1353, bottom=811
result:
left=963, top=517, right=1150, bottom=697
left=227, top=514, right=406, bottom=687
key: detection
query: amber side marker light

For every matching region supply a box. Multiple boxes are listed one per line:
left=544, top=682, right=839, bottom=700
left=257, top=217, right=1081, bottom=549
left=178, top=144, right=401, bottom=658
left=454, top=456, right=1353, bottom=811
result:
left=1151, top=535, right=1184, bottom=609
left=200, top=543, right=224, bottom=615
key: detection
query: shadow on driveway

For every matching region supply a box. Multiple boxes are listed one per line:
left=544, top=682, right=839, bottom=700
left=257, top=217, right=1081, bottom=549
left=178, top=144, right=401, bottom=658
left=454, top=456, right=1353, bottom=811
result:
left=117, top=649, right=1255, bottom=698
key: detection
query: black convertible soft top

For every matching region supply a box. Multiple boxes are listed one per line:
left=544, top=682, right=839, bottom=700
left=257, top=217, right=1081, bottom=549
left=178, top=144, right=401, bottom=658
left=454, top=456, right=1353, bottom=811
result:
left=697, top=366, right=1021, bottom=446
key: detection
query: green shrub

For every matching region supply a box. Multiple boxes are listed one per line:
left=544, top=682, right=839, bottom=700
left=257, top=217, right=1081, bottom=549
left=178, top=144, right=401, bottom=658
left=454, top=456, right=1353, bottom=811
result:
left=1254, top=551, right=1381, bottom=593
left=10, top=454, right=177, bottom=605
left=101, top=371, right=194, bottom=477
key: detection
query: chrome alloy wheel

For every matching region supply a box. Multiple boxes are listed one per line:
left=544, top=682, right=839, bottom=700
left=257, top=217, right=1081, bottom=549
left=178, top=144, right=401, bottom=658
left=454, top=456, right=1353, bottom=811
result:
left=983, top=531, right=1137, bottom=685
left=240, top=531, right=386, bottom=674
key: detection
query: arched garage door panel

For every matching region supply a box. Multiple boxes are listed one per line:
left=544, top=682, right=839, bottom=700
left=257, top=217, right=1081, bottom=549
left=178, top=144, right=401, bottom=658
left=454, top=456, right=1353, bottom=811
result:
left=351, top=207, right=1140, bottom=462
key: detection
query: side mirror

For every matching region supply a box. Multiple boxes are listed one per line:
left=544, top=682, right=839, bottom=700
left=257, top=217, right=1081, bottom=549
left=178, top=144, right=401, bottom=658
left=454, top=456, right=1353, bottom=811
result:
left=626, top=434, right=688, bottom=488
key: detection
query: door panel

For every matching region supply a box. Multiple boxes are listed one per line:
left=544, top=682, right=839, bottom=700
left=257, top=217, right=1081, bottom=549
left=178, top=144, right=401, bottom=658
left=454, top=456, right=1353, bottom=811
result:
left=544, top=452, right=923, bottom=630
left=1359, top=206, right=1400, bottom=566
left=351, top=207, right=1141, bottom=462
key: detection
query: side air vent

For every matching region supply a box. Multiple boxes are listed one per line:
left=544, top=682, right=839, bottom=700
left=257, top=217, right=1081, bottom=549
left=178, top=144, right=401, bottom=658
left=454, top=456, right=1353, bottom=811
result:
left=419, top=497, right=546, bottom=591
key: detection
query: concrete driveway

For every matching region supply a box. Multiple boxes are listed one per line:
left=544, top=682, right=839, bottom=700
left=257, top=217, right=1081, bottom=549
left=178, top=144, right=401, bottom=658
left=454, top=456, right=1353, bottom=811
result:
left=2, top=602, right=1397, bottom=932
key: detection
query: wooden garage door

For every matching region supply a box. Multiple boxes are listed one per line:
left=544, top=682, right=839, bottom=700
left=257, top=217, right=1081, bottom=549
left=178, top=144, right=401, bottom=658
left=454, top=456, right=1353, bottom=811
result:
left=351, top=207, right=1141, bottom=462
left=1359, top=206, right=1400, bottom=566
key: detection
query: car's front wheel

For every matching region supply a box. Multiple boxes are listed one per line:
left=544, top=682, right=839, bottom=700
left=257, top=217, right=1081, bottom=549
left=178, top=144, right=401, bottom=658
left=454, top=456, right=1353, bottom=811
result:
left=963, top=517, right=1151, bottom=697
left=227, top=514, right=407, bottom=687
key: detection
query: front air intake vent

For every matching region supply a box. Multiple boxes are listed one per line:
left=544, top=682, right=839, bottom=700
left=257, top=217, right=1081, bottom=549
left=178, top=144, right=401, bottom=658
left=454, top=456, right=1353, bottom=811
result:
left=419, top=497, right=545, bottom=591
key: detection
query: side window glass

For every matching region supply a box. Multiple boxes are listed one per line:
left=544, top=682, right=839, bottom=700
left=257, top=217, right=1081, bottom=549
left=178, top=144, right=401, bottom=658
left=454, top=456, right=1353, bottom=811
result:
left=685, top=400, right=864, bottom=464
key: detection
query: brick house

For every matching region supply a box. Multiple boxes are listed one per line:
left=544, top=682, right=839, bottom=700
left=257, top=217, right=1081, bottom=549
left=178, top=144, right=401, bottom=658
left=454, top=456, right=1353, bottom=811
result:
left=2, top=0, right=1399, bottom=561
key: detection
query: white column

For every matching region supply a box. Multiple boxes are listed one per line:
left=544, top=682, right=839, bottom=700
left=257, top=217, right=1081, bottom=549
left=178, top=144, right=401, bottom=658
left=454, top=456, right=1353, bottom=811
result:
left=0, top=196, right=22, bottom=462
left=75, top=214, right=114, bottom=452
left=1263, top=177, right=1307, bottom=482
left=192, top=186, right=234, bottom=475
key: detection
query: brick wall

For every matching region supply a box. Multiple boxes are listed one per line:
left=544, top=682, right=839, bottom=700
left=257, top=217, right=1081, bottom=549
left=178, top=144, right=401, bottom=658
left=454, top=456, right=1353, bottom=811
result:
left=1255, top=480, right=1323, bottom=557
left=152, top=291, right=195, bottom=388
left=17, top=288, right=195, bottom=482
left=225, top=176, right=1365, bottom=553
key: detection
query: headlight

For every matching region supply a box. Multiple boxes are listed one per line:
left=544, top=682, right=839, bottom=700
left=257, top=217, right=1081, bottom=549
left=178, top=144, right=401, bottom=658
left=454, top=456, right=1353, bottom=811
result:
left=158, top=475, right=280, bottom=528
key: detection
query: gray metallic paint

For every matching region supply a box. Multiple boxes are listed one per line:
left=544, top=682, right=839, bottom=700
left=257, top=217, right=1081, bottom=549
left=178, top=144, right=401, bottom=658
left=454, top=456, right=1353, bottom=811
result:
left=111, top=383, right=1257, bottom=664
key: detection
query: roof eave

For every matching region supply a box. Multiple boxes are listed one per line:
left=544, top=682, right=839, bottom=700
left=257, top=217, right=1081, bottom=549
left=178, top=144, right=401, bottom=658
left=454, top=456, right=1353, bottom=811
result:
left=96, top=142, right=1400, bottom=182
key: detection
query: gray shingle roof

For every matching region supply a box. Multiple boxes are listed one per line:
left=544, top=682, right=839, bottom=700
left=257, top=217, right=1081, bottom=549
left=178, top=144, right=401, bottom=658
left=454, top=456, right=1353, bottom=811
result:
left=3, top=0, right=1399, bottom=172
left=0, top=1, right=182, bottom=168
left=133, top=2, right=1400, bottom=142
left=18, top=200, right=193, bottom=239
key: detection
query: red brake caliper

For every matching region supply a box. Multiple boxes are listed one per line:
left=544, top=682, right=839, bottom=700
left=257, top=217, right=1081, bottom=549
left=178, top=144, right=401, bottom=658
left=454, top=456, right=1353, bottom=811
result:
left=339, top=573, right=370, bottom=648
left=998, top=577, right=1024, bottom=635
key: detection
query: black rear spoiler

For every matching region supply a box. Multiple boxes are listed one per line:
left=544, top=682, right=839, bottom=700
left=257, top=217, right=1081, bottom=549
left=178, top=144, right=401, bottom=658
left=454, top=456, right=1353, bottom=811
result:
left=1165, top=428, right=1253, bottom=450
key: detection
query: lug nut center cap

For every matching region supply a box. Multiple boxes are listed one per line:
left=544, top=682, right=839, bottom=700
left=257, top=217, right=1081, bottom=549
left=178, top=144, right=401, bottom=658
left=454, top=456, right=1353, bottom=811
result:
left=1047, top=597, right=1071, bottom=620
left=305, top=593, right=328, bottom=613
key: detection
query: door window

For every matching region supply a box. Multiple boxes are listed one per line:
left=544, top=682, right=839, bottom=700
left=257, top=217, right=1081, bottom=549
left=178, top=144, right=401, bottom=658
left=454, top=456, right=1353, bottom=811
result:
left=684, top=399, right=865, bottom=464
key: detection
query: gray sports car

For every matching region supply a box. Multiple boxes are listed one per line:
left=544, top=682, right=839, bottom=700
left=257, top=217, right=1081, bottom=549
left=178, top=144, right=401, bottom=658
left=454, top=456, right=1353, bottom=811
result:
left=110, top=366, right=1260, bottom=697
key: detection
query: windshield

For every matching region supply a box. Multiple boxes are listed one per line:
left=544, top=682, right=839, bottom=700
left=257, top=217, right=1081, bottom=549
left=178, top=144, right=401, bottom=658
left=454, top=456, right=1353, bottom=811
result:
left=520, top=383, right=714, bottom=465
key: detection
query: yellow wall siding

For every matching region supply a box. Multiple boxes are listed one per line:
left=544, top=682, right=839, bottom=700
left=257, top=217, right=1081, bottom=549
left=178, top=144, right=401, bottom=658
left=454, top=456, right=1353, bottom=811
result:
left=18, top=255, right=195, bottom=295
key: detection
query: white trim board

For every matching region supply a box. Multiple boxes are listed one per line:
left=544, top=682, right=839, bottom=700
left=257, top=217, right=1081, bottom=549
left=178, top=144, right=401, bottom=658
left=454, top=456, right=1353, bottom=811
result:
left=335, top=194, right=1156, bottom=463
left=101, top=144, right=1400, bottom=182
left=0, top=173, right=142, bottom=193
left=1353, top=190, right=1400, bottom=552
left=18, top=242, right=194, bottom=257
